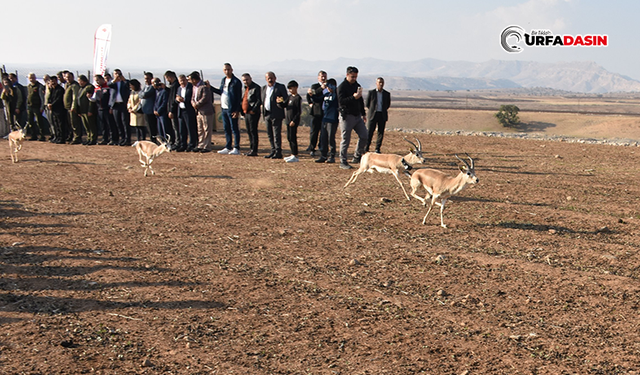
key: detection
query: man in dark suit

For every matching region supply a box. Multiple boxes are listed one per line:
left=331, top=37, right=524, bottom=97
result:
left=108, top=69, right=131, bottom=145
left=306, top=70, right=327, bottom=156
left=175, top=74, right=197, bottom=152
left=164, top=70, right=180, bottom=149
left=261, top=71, right=288, bottom=159
left=365, top=77, right=391, bottom=154
left=241, top=73, right=261, bottom=156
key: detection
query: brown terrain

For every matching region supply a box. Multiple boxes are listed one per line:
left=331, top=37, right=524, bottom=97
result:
left=2, top=94, right=640, bottom=374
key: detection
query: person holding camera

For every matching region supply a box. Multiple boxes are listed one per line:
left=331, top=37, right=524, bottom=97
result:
left=336, top=66, right=367, bottom=170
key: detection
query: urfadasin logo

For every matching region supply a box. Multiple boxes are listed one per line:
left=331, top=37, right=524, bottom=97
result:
left=501, top=25, right=525, bottom=53
left=500, top=25, right=608, bottom=53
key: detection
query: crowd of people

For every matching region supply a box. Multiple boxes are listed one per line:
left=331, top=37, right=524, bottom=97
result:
left=1, top=64, right=391, bottom=169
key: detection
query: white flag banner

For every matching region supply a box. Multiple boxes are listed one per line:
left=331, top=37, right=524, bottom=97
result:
left=93, top=24, right=112, bottom=78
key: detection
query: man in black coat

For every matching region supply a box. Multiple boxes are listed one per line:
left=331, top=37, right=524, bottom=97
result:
left=337, top=66, right=367, bottom=169
left=164, top=70, right=180, bottom=149
left=306, top=70, right=327, bottom=155
left=261, top=71, right=288, bottom=159
left=46, top=76, right=67, bottom=143
left=365, top=77, right=391, bottom=153
left=241, top=73, right=261, bottom=156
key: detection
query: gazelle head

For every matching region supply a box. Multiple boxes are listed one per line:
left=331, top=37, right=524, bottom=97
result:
left=155, top=134, right=172, bottom=154
left=403, top=137, right=426, bottom=165
left=455, top=154, right=479, bottom=184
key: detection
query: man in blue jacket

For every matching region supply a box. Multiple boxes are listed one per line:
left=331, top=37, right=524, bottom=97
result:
left=153, top=78, right=170, bottom=140
left=211, top=63, right=242, bottom=155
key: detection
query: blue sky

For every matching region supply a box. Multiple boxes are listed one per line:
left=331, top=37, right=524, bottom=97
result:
left=4, top=0, right=638, bottom=79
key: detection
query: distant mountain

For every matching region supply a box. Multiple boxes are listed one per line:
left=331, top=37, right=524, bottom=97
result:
left=261, top=58, right=640, bottom=93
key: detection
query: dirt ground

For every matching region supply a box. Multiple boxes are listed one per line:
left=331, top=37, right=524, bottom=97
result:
left=2, top=115, right=640, bottom=374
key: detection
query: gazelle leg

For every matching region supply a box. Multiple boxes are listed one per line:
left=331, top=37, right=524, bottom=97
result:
left=344, top=170, right=362, bottom=188
left=392, top=171, right=411, bottom=201
left=410, top=184, right=426, bottom=204
left=439, top=198, right=448, bottom=228
left=422, top=196, right=438, bottom=224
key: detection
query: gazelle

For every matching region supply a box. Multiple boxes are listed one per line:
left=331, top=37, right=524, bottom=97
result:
left=410, top=154, right=479, bottom=227
left=6, top=126, right=28, bottom=163
left=344, top=137, right=426, bottom=201
left=133, top=135, right=172, bottom=176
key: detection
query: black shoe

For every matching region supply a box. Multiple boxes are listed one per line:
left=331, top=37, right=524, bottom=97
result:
left=245, top=151, right=258, bottom=156
left=38, top=136, right=46, bottom=142
left=310, top=150, right=316, bottom=157
left=99, top=139, right=109, bottom=145
left=340, top=162, right=353, bottom=170
left=351, top=156, right=361, bottom=164
left=315, top=157, right=327, bottom=163
left=375, top=150, right=381, bottom=154
left=82, top=140, right=89, bottom=145
left=28, top=137, right=38, bottom=141
left=54, top=139, right=65, bottom=144
left=49, top=137, right=57, bottom=143
left=272, top=153, right=283, bottom=159
left=176, top=146, right=186, bottom=152
left=326, top=157, right=335, bottom=164
left=199, top=148, right=211, bottom=153
left=264, top=152, right=275, bottom=159
left=108, top=141, right=117, bottom=146
left=70, top=138, right=82, bottom=145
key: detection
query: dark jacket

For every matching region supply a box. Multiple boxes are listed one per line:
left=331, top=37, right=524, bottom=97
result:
left=242, top=81, right=261, bottom=115
left=285, top=93, right=302, bottom=126
left=14, top=82, right=27, bottom=111
left=212, top=75, right=242, bottom=113
left=166, top=80, right=180, bottom=115
left=154, top=88, right=169, bottom=116
left=337, top=78, right=365, bottom=118
left=261, top=82, right=288, bottom=120
left=177, top=83, right=195, bottom=116
left=306, top=82, right=324, bottom=116
left=108, top=80, right=130, bottom=108
left=365, top=89, right=391, bottom=122
left=95, top=84, right=112, bottom=111
left=48, top=85, right=66, bottom=114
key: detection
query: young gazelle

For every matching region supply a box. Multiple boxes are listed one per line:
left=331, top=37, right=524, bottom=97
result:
left=6, top=126, right=28, bottom=163
left=410, top=154, right=479, bottom=227
left=133, top=135, right=172, bottom=176
left=344, top=137, right=426, bottom=200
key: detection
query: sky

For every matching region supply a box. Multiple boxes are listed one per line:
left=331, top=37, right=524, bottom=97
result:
left=3, top=0, right=640, bottom=80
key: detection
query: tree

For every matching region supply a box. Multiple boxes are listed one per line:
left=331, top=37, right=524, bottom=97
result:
left=495, top=105, right=520, bottom=127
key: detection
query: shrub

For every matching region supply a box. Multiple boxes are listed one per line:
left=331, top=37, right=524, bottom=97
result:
left=495, top=105, right=520, bottom=127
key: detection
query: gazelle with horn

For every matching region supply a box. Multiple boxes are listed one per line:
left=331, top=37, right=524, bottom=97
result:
left=6, top=126, right=28, bottom=163
left=133, top=135, right=172, bottom=176
left=410, top=154, right=479, bottom=227
left=344, top=137, right=426, bottom=200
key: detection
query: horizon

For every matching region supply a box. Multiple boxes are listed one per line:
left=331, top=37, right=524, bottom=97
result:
left=2, top=0, right=638, bottom=81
